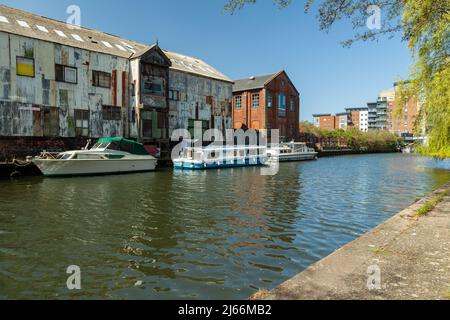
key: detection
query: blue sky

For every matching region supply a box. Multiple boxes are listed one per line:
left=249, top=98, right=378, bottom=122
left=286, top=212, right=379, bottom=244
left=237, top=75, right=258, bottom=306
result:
left=1, top=0, right=413, bottom=121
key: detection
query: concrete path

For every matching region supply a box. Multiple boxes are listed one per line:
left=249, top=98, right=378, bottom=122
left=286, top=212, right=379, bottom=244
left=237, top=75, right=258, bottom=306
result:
left=261, top=182, right=450, bottom=300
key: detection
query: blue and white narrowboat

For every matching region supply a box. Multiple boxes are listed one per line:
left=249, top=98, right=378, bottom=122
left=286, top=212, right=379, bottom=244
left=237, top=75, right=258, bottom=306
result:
left=173, top=145, right=269, bottom=170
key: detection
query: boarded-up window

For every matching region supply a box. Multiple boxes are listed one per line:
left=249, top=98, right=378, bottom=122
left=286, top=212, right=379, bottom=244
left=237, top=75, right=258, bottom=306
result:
left=141, top=110, right=152, bottom=137
left=16, top=56, right=35, bottom=77
left=55, top=64, right=64, bottom=82
left=93, top=70, right=111, bottom=88
left=206, top=96, right=214, bottom=105
left=142, top=77, right=164, bottom=96
left=43, top=107, right=59, bottom=137
left=102, top=105, right=121, bottom=121
left=33, top=108, right=43, bottom=136
left=74, top=109, right=89, bottom=137
left=290, top=96, right=295, bottom=112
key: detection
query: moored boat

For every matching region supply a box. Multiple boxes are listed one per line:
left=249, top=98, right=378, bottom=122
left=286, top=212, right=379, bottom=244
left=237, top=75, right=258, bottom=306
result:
left=32, top=137, right=157, bottom=177
left=173, top=145, right=269, bottom=170
left=268, top=142, right=318, bottom=162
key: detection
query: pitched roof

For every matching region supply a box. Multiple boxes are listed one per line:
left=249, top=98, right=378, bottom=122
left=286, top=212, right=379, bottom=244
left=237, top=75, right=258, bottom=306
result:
left=0, top=5, right=232, bottom=83
left=233, top=72, right=278, bottom=92
left=232, top=70, right=299, bottom=95
left=163, top=50, right=233, bottom=83
left=0, top=4, right=146, bottom=58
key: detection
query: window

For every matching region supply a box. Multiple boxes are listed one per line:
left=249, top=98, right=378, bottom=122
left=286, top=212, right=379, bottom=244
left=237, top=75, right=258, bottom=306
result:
left=142, top=77, right=164, bottom=96
left=102, top=105, right=121, bottom=121
left=43, top=107, right=59, bottom=137
left=55, top=64, right=77, bottom=84
left=102, top=41, right=113, bottom=48
left=17, top=20, right=30, bottom=28
left=234, top=95, right=242, bottom=110
left=16, top=56, right=35, bottom=77
left=74, top=109, right=89, bottom=137
left=92, top=71, right=111, bottom=88
left=169, top=90, right=180, bottom=101
left=71, top=34, right=84, bottom=42
left=290, top=96, right=295, bottom=112
left=267, top=93, right=272, bottom=108
left=278, top=94, right=286, bottom=116
left=252, top=94, right=259, bottom=108
left=36, top=25, right=49, bottom=33
left=54, top=30, right=67, bottom=38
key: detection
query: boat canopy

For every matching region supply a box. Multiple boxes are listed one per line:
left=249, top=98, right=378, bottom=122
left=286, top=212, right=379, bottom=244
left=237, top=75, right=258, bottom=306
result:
left=97, top=137, right=149, bottom=155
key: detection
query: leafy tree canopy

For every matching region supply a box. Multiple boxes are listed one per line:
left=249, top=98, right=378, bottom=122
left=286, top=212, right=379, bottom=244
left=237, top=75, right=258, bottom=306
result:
left=226, top=0, right=450, bottom=158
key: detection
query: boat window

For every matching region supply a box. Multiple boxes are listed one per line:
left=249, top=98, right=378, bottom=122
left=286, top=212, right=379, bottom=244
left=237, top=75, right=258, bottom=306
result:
left=106, top=141, right=121, bottom=151
left=91, top=143, right=109, bottom=150
left=119, top=141, right=134, bottom=154
left=57, top=153, right=72, bottom=160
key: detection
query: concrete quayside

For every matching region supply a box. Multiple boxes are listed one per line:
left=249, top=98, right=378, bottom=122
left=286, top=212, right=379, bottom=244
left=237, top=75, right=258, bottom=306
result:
left=256, top=182, right=450, bottom=300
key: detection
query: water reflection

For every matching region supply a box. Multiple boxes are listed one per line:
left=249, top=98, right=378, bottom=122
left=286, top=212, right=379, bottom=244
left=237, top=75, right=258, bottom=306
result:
left=0, top=154, right=449, bottom=299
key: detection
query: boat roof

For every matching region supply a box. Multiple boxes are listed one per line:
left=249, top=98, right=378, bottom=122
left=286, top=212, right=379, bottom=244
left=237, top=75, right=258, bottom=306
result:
left=98, top=137, right=143, bottom=145
left=96, top=137, right=148, bottom=155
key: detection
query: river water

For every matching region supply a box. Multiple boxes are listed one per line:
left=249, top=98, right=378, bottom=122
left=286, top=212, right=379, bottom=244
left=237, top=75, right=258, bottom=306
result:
left=0, top=153, right=449, bottom=299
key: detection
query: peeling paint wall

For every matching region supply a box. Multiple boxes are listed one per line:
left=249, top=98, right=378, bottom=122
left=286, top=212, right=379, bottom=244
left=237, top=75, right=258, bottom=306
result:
left=0, top=31, right=233, bottom=154
left=0, top=31, right=131, bottom=140
left=168, top=70, right=232, bottom=136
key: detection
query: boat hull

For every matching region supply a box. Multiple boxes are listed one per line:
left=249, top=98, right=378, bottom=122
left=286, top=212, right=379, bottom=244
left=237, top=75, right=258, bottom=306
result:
left=270, top=152, right=317, bottom=162
left=274, top=152, right=318, bottom=162
left=33, top=158, right=157, bottom=177
left=173, top=157, right=267, bottom=170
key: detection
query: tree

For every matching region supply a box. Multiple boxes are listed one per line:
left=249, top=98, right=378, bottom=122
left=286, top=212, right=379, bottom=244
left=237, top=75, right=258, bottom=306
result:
left=225, top=0, right=450, bottom=158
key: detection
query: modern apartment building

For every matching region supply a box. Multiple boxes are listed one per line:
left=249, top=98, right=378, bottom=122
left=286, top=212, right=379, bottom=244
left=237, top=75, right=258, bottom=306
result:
left=312, top=114, right=336, bottom=130
left=367, top=102, right=378, bottom=130
left=335, top=112, right=349, bottom=130
left=345, top=107, right=369, bottom=132
left=376, top=89, right=395, bottom=130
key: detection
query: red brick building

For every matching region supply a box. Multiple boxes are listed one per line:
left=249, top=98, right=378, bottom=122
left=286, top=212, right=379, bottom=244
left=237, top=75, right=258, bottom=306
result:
left=232, top=70, right=300, bottom=141
left=312, top=114, right=337, bottom=130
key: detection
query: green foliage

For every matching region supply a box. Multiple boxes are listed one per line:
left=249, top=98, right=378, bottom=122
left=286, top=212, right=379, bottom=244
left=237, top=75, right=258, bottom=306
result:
left=300, top=123, right=402, bottom=152
left=416, top=191, right=448, bottom=216
left=224, top=0, right=291, bottom=13
left=225, top=0, right=450, bottom=158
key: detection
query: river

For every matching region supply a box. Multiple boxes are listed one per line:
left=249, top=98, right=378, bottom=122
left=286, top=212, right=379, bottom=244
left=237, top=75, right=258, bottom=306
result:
left=0, top=153, right=449, bottom=299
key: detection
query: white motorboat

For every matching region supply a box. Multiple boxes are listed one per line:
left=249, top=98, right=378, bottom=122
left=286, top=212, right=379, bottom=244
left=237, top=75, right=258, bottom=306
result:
left=268, top=142, right=318, bottom=162
left=32, top=137, right=157, bottom=177
left=173, top=145, right=269, bottom=170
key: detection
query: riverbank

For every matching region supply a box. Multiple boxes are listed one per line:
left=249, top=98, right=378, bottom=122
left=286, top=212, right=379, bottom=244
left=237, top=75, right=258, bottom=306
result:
left=255, top=181, right=450, bottom=300
left=317, top=149, right=398, bottom=158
